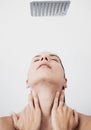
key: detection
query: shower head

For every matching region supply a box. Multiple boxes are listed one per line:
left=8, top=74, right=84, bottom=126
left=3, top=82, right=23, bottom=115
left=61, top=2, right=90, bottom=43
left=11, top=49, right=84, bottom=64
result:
left=30, top=1, right=71, bottom=16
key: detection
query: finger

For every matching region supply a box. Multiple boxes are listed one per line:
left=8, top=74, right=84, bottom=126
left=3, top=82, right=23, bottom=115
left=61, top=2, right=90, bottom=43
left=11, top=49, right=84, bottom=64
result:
left=63, top=104, right=68, bottom=113
left=28, top=92, right=34, bottom=108
left=67, top=107, right=73, bottom=116
left=12, top=112, right=18, bottom=126
left=59, top=90, right=65, bottom=108
left=73, top=110, right=79, bottom=124
left=32, top=91, right=40, bottom=109
left=53, top=91, right=60, bottom=109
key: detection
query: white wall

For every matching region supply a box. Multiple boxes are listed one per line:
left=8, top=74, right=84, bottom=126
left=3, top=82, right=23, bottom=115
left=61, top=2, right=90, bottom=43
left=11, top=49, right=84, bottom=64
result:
left=0, top=0, right=91, bottom=116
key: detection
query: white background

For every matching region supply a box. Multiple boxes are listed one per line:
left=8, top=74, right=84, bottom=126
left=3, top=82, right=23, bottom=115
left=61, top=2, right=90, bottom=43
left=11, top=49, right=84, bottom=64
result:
left=0, top=0, right=91, bottom=116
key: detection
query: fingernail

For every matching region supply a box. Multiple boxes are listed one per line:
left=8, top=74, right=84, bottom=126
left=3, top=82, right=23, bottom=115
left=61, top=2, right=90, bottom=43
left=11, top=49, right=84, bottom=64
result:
left=11, top=112, right=15, bottom=116
left=10, top=112, right=13, bottom=116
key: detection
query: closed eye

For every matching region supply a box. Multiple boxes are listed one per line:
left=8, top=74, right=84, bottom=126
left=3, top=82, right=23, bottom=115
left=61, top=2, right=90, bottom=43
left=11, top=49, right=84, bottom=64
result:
left=51, top=59, right=59, bottom=62
left=33, top=59, right=40, bottom=62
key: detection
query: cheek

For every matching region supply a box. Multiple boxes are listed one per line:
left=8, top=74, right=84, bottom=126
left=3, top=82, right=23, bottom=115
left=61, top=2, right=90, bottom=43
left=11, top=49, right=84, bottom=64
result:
left=28, top=69, right=36, bottom=78
left=54, top=65, right=64, bottom=74
left=54, top=67, right=64, bottom=80
left=28, top=66, right=36, bottom=78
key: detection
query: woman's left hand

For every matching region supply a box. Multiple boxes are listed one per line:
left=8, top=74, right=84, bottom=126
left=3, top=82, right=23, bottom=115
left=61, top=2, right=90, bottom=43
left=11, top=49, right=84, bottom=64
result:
left=51, top=90, right=79, bottom=130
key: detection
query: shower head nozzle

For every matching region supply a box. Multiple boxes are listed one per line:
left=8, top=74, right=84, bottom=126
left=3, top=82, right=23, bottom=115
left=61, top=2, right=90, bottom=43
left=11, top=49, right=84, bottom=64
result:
left=30, top=1, right=71, bottom=16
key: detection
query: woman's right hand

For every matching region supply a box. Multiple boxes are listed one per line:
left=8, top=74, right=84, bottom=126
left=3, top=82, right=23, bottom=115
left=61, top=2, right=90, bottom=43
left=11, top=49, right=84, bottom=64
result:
left=12, top=91, right=41, bottom=130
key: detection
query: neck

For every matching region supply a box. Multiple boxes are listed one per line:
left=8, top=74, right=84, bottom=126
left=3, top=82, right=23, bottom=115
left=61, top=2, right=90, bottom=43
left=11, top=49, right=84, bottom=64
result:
left=31, top=82, right=60, bottom=117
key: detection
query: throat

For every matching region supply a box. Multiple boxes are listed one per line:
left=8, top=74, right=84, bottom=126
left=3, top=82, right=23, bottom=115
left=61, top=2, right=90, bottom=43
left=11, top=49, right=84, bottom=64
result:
left=31, top=83, right=57, bottom=117
left=38, top=88, right=54, bottom=116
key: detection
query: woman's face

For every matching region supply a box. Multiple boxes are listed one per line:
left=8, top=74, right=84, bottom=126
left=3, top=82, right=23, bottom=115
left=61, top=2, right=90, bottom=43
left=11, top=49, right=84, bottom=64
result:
left=27, top=51, right=67, bottom=89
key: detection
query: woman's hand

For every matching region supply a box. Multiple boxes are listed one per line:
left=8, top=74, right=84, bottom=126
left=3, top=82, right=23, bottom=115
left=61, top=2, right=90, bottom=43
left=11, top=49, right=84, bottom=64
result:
left=12, top=91, right=41, bottom=130
left=51, top=90, right=79, bottom=130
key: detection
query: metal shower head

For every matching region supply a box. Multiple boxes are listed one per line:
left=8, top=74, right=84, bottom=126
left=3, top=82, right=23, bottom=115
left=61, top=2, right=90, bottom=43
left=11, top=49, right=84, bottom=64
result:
left=30, top=1, right=70, bottom=16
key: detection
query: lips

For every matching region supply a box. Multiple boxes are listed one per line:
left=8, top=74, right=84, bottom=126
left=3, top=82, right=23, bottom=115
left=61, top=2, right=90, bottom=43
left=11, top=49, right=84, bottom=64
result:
left=37, top=63, right=51, bottom=70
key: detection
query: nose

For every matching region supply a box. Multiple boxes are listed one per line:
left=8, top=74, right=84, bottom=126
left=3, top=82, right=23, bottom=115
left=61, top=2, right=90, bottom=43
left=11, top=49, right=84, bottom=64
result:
left=41, top=56, right=48, bottom=61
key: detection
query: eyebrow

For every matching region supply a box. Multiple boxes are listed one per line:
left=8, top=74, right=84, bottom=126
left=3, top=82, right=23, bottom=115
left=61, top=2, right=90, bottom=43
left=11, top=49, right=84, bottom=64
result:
left=49, top=54, right=61, bottom=61
left=33, top=54, right=60, bottom=59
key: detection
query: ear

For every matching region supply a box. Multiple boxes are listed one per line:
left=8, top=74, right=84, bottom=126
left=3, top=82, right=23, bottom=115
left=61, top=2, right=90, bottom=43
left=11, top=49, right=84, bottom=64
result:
left=26, top=80, right=29, bottom=88
left=64, top=78, right=67, bottom=88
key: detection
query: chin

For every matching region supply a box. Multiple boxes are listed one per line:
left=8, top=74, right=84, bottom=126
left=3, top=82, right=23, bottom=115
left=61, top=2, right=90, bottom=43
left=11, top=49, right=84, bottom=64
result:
left=29, top=77, right=61, bottom=89
left=37, top=71, right=51, bottom=78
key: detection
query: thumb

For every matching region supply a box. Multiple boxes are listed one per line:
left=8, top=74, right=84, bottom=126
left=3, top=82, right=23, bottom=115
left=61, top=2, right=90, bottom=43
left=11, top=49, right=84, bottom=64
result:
left=11, top=112, right=18, bottom=127
left=74, top=110, right=79, bottom=125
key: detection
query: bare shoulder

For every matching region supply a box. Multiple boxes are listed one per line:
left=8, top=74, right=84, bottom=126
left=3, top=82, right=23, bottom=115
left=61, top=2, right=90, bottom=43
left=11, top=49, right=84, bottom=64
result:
left=77, top=112, right=91, bottom=130
left=0, top=116, right=15, bottom=130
